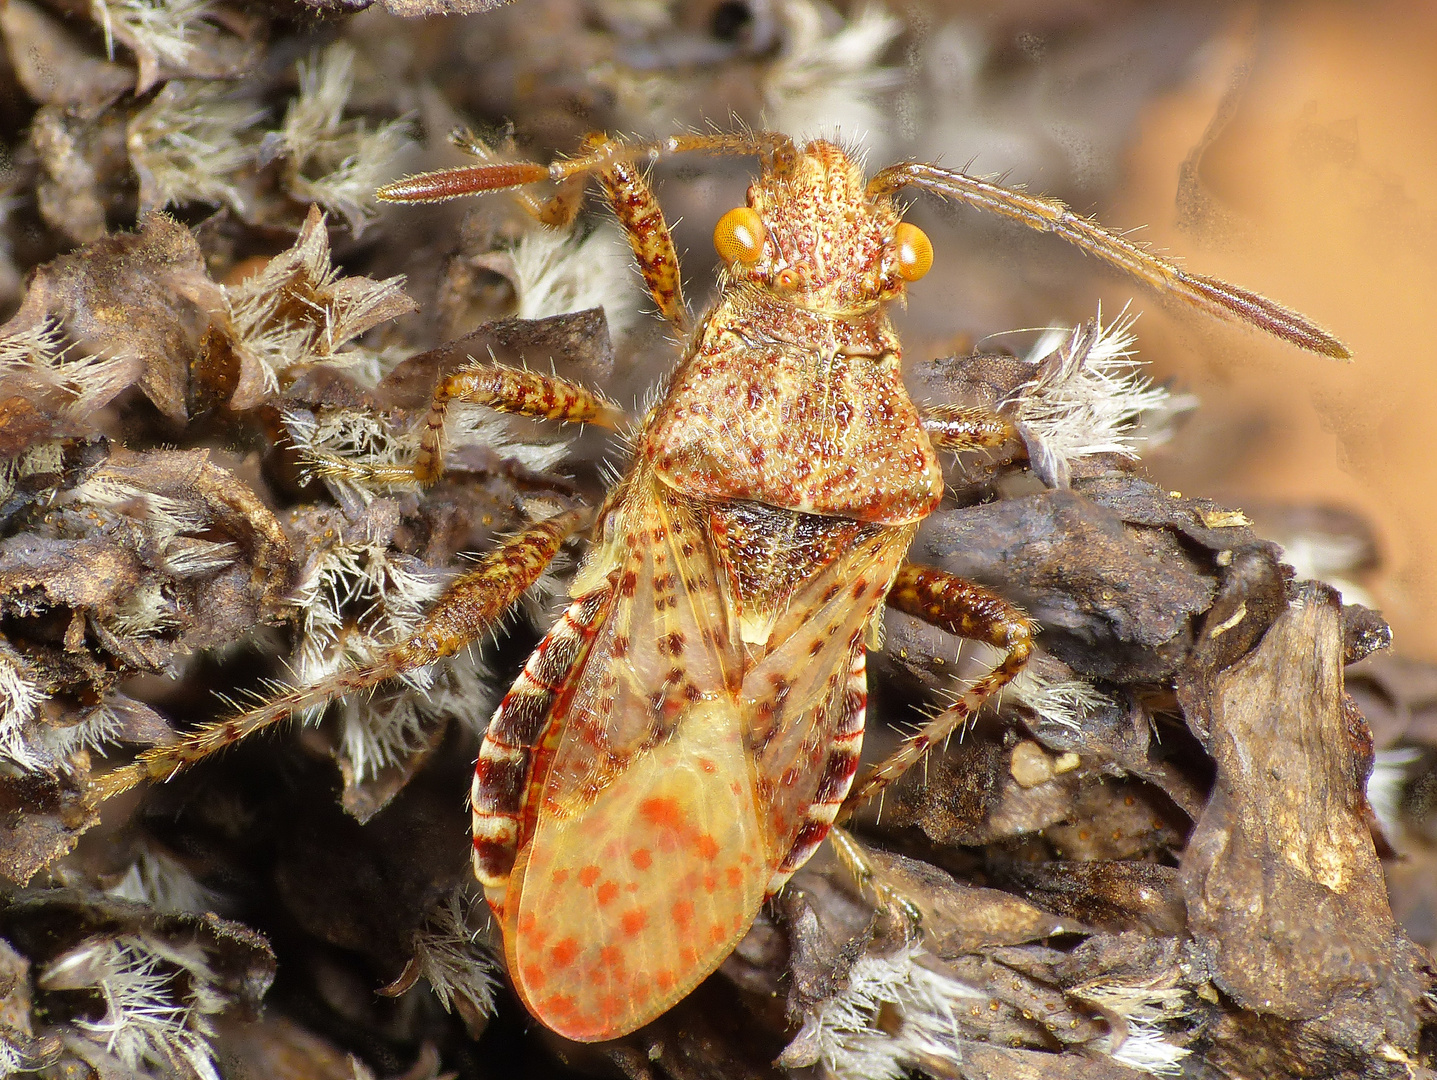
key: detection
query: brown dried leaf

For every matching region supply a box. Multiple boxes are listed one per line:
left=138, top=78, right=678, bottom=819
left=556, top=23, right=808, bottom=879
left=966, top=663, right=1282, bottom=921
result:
left=92, top=447, right=295, bottom=610
left=0, top=536, right=144, bottom=622
left=1180, top=581, right=1434, bottom=1071
left=912, top=483, right=1217, bottom=683
left=212, top=1012, right=365, bottom=1080
left=861, top=847, right=1084, bottom=956
left=93, top=0, right=264, bottom=94
left=1, top=0, right=133, bottom=113
left=225, top=206, right=417, bottom=406
left=0, top=770, right=100, bottom=885
left=957, top=1044, right=1154, bottom=1079
left=29, top=106, right=126, bottom=245
left=3, top=215, right=227, bottom=420
left=1001, top=861, right=1186, bottom=935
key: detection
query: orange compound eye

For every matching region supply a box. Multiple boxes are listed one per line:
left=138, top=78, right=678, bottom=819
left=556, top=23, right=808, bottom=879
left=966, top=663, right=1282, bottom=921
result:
left=894, top=222, right=933, bottom=282
left=713, top=207, right=766, bottom=264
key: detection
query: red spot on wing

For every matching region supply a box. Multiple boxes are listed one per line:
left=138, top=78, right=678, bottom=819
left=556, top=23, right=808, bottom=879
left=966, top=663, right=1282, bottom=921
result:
left=656, top=970, right=676, bottom=992
left=543, top=993, right=577, bottom=1018
left=725, top=866, right=744, bottom=888
left=578, top=865, right=601, bottom=887
left=597, top=881, right=620, bottom=906
left=672, top=899, right=694, bottom=929
left=551, top=868, right=569, bottom=885
left=640, top=796, right=687, bottom=829
left=695, top=834, right=720, bottom=859
left=631, top=848, right=653, bottom=871
left=550, top=938, right=579, bottom=967
left=620, top=908, right=648, bottom=936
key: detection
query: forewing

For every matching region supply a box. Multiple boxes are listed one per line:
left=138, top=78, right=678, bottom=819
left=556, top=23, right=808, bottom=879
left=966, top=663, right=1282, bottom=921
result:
left=743, top=524, right=915, bottom=862
left=503, top=476, right=765, bottom=1042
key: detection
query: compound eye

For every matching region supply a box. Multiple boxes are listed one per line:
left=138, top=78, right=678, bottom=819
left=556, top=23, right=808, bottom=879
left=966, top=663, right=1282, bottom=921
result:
left=894, top=222, right=933, bottom=282
left=714, top=207, right=766, bottom=264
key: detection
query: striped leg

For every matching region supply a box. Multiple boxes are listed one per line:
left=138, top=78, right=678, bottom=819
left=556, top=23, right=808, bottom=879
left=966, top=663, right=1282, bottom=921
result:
left=380, top=130, right=801, bottom=335
left=309, top=365, right=626, bottom=488
left=840, top=563, right=1035, bottom=819
left=472, top=586, right=611, bottom=903
left=765, top=646, right=867, bottom=895
left=90, top=510, right=588, bottom=804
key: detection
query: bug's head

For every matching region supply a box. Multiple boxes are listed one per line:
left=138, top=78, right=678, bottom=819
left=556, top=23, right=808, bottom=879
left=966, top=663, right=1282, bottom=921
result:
left=712, top=140, right=931, bottom=313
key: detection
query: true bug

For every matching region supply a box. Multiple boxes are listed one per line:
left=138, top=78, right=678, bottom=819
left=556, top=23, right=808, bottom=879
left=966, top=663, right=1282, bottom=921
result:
left=92, top=129, right=1347, bottom=1043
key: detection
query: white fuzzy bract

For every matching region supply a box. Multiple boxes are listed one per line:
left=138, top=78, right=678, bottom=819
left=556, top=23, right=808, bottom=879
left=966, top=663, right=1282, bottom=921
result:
left=797, top=943, right=982, bottom=1080
left=42, top=936, right=223, bottom=1080
left=1073, top=981, right=1193, bottom=1075
left=128, top=81, right=266, bottom=215
left=280, top=44, right=414, bottom=235
left=286, top=530, right=496, bottom=782
left=1008, top=308, right=1176, bottom=488
left=0, top=321, right=138, bottom=417
left=411, top=888, right=499, bottom=1019
left=105, top=847, right=222, bottom=916
left=764, top=2, right=903, bottom=159
left=0, top=641, right=44, bottom=772
left=507, top=224, right=644, bottom=340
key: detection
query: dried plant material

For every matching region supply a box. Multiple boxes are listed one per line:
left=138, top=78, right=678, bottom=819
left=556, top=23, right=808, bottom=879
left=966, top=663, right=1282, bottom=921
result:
left=1181, top=582, right=1432, bottom=1075
left=1, top=0, right=134, bottom=112
left=481, top=223, right=643, bottom=340
left=0, top=6, right=1426, bottom=1076
left=377, top=0, right=511, bottom=14
left=29, top=106, right=123, bottom=245
left=404, top=887, right=497, bottom=1031
left=275, top=43, right=413, bottom=234
left=1002, top=861, right=1186, bottom=936
left=912, top=482, right=1218, bottom=683
left=128, top=80, right=267, bottom=216
left=1005, top=313, right=1171, bottom=489
left=0, top=321, right=140, bottom=421
left=783, top=940, right=986, bottom=1080
left=0, top=770, right=99, bottom=885
left=1, top=887, right=274, bottom=1079
left=225, top=206, right=417, bottom=404
left=2, top=214, right=224, bottom=420
left=90, top=0, right=262, bottom=94
left=211, top=1012, right=367, bottom=1080
left=104, top=845, right=222, bottom=916
left=763, top=1, right=902, bottom=155
left=279, top=501, right=494, bottom=815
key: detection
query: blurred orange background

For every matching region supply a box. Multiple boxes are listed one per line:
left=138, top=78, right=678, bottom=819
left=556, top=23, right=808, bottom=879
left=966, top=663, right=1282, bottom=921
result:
left=1099, top=1, right=1437, bottom=659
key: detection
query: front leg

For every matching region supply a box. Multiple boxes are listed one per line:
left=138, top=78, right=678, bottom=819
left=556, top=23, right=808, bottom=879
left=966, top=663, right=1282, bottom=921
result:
left=311, top=364, right=626, bottom=487
left=840, top=563, right=1035, bottom=818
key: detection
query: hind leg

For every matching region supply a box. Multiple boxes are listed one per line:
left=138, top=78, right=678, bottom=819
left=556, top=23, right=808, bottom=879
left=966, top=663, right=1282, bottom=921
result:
left=90, top=508, right=591, bottom=803
left=841, top=563, right=1034, bottom=817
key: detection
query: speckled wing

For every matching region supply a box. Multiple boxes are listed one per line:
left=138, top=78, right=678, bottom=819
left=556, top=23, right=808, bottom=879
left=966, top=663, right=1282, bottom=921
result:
left=711, top=502, right=915, bottom=882
left=500, top=474, right=768, bottom=1042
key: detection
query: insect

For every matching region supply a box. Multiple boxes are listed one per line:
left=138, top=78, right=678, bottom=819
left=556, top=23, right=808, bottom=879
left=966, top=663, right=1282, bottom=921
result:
left=91, top=130, right=1347, bottom=1043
